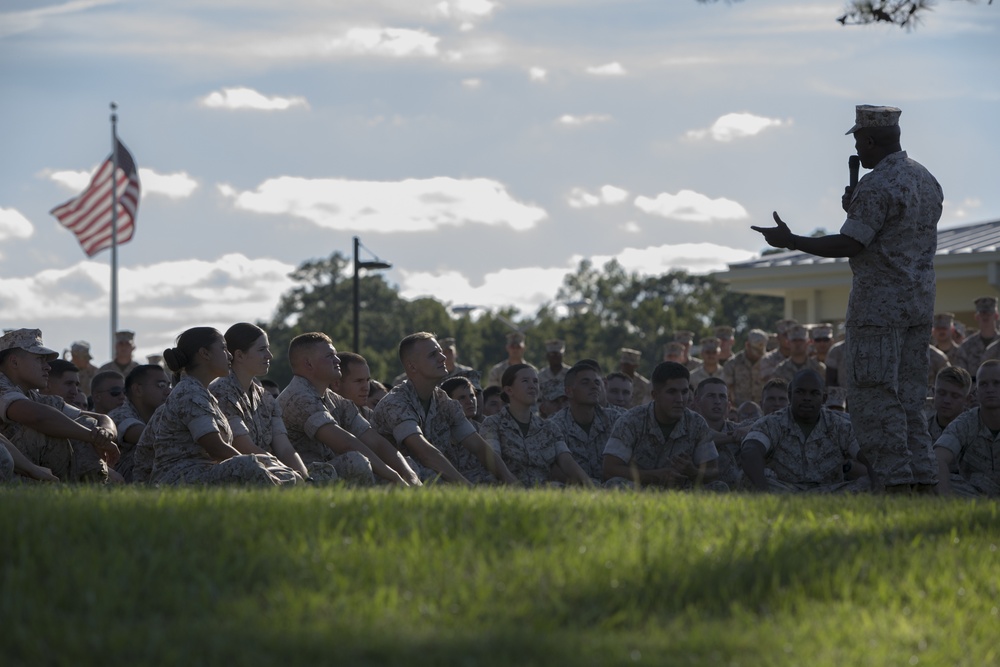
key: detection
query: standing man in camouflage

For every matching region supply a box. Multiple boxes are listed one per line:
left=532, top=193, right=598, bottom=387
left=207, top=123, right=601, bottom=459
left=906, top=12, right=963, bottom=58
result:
left=753, top=104, right=943, bottom=492
left=99, top=330, right=139, bottom=377
left=772, top=325, right=826, bottom=384
left=617, top=348, right=651, bottom=408
left=958, top=297, right=1000, bottom=373
left=486, top=331, right=531, bottom=389
left=69, top=341, right=99, bottom=401
left=720, top=329, right=768, bottom=407
left=537, top=339, right=571, bottom=386
left=715, top=326, right=736, bottom=366
left=931, top=313, right=962, bottom=366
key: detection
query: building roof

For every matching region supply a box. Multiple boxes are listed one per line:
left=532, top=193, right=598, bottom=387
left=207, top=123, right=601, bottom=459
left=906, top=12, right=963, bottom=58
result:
left=728, top=219, right=1000, bottom=271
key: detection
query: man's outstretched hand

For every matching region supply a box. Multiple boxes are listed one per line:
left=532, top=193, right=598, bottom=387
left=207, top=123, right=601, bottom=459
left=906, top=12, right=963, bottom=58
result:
left=751, top=212, right=795, bottom=250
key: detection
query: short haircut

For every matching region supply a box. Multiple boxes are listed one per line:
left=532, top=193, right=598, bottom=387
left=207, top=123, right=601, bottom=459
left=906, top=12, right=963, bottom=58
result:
left=761, top=378, right=789, bottom=397
left=441, top=376, right=475, bottom=397
left=936, top=366, right=972, bottom=392
left=977, top=359, right=1000, bottom=380
left=260, top=378, right=280, bottom=392
left=47, top=359, right=79, bottom=379
left=125, top=364, right=166, bottom=394
left=574, top=358, right=602, bottom=373
left=337, top=351, right=368, bottom=378
left=91, top=370, right=124, bottom=394
left=695, top=377, right=727, bottom=397
left=605, top=371, right=631, bottom=383
left=564, top=363, right=599, bottom=388
left=288, top=332, right=333, bottom=369
left=483, top=385, right=502, bottom=402
left=650, top=361, right=689, bottom=389
left=399, top=332, right=436, bottom=365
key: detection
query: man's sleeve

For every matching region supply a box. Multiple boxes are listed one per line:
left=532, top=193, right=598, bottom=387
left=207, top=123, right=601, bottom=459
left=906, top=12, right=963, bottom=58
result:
left=840, top=179, right=888, bottom=247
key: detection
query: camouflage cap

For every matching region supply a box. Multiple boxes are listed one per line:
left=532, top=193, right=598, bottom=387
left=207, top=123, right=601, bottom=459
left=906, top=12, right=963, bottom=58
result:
left=845, top=105, right=901, bottom=135
left=540, top=378, right=566, bottom=402
left=673, top=330, right=694, bottom=344
left=810, top=324, right=834, bottom=340
left=70, top=340, right=93, bottom=359
left=933, top=313, right=955, bottom=328
left=545, top=339, right=566, bottom=353
left=619, top=348, right=641, bottom=365
left=824, top=386, right=848, bottom=410
left=788, top=325, right=809, bottom=341
left=439, top=337, right=457, bottom=350
left=974, top=296, right=997, bottom=313
left=713, top=325, right=734, bottom=340
left=0, top=328, right=59, bottom=360
left=746, top=329, right=768, bottom=349
left=115, top=330, right=135, bottom=343
left=453, top=369, right=482, bottom=391
left=700, top=337, right=721, bottom=352
left=146, top=354, right=164, bottom=364
left=774, top=318, right=798, bottom=335
left=663, top=342, right=685, bottom=357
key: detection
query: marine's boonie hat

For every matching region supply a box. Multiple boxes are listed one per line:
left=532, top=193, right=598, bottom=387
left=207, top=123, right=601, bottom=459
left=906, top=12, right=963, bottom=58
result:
left=700, top=337, right=721, bottom=351
left=663, top=342, right=685, bottom=357
left=540, top=378, right=566, bottom=402
left=845, top=105, right=901, bottom=135
left=775, top=319, right=798, bottom=335
left=0, top=328, right=59, bottom=361
left=746, top=329, right=768, bottom=349
left=674, top=330, right=694, bottom=344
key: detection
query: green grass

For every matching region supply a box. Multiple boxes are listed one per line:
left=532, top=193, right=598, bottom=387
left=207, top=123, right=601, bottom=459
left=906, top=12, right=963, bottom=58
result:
left=2, top=487, right=998, bottom=667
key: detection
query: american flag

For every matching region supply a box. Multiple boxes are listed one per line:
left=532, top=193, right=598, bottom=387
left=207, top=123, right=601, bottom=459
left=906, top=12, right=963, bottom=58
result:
left=50, top=139, right=141, bottom=257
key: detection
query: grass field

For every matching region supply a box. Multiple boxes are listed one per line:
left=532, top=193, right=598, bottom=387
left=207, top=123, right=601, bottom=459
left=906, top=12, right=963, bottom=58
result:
left=2, top=486, right=998, bottom=667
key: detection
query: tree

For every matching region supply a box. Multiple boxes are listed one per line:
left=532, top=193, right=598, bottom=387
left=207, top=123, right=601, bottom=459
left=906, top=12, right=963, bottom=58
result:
left=697, top=0, right=993, bottom=29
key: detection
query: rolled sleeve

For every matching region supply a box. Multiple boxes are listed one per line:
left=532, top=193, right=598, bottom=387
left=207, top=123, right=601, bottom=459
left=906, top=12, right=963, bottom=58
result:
left=228, top=416, right=250, bottom=438
left=934, top=432, right=962, bottom=460
left=0, top=391, right=29, bottom=423
left=743, top=430, right=772, bottom=453
left=188, top=414, right=221, bottom=441
left=693, top=437, right=719, bottom=465
left=450, top=418, right=477, bottom=445
left=840, top=217, right=875, bottom=247
left=603, top=437, right=632, bottom=463
left=348, top=414, right=371, bottom=438
left=393, top=419, right=422, bottom=445
left=304, top=411, right=338, bottom=440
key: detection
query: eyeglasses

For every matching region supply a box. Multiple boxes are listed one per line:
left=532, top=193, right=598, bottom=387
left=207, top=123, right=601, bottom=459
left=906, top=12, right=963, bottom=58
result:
left=97, top=387, right=124, bottom=397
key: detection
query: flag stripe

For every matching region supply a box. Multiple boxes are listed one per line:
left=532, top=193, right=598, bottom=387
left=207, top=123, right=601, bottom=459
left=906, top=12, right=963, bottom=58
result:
left=50, top=139, right=141, bottom=258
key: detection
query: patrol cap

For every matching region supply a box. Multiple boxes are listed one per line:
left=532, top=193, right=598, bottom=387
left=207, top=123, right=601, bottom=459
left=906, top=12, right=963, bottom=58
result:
left=439, top=337, right=457, bottom=350
left=146, top=354, right=164, bottom=365
left=619, top=348, right=641, bottom=365
left=0, top=328, right=59, bottom=361
left=663, top=342, right=685, bottom=357
left=933, top=313, right=955, bottom=328
left=746, top=329, right=768, bottom=349
left=674, top=330, right=694, bottom=344
left=788, top=325, right=809, bottom=341
left=824, top=386, right=848, bottom=410
left=775, top=319, right=798, bottom=335
left=545, top=339, right=566, bottom=354
left=115, top=330, right=135, bottom=343
left=70, top=340, right=93, bottom=359
left=714, top=325, right=734, bottom=340
left=974, top=296, right=997, bottom=313
left=700, top=337, right=721, bottom=352
left=540, top=378, right=565, bottom=402
left=810, top=324, right=834, bottom=340
left=845, top=105, right=901, bottom=135
left=506, top=331, right=525, bottom=346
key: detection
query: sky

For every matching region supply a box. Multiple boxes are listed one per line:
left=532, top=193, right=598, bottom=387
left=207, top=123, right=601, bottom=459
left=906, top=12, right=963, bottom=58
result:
left=1, top=0, right=998, bottom=364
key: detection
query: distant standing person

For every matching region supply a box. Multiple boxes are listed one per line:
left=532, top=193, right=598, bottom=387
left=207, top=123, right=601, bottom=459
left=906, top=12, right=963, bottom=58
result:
left=99, top=330, right=139, bottom=376
left=753, top=104, right=943, bottom=492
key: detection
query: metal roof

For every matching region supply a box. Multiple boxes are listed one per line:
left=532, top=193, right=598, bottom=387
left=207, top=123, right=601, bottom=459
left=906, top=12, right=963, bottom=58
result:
left=728, top=219, right=1000, bottom=271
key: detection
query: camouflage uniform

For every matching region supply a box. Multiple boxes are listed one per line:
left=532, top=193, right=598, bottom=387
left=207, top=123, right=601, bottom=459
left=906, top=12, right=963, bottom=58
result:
left=479, top=407, right=570, bottom=486
left=371, top=378, right=490, bottom=482
left=720, top=351, right=764, bottom=407
left=211, top=372, right=285, bottom=453
left=0, top=440, right=13, bottom=482
left=841, top=141, right=943, bottom=487
left=757, top=348, right=788, bottom=382
left=957, top=333, right=999, bottom=375
left=548, top=405, right=619, bottom=480
left=0, top=370, right=107, bottom=482
left=742, top=406, right=868, bottom=493
left=77, top=363, right=100, bottom=399
left=98, top=360, right=139, bottom=377
left=771, top=357, right=827, bottom=385
left=108, top=398, right=145, bottom=480
left=927, top=346, right=950, bottom=388
left=603, top=404, right=719, bottom=488
left=628, top=373, right=652, bottom=407
left=130, top=405, right=162, bottom=484
left=277, top=375, right=374, bottom=485
left=933, top=407, right=1000, bottom=497
left=149, top=376, right=299, bottom=486
left=537, top=364, right=571, bottom=386
left=689, top=364, right=725, bottom=390
left=824, top=340, right=845, bottom=386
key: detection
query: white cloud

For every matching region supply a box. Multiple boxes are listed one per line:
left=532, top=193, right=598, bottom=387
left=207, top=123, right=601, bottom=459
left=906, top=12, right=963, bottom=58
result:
left=0, top=254, right=296, bottom=362
left=327, top=27, right=439, bottom=58
left=685, top=112, right=788, bottom=142
left=434, top=0, right=496, bottom=21
left=620, top=221, right=642, bottom=234
left=398, top=241, right=756, bottom=317
left=0, top=208, right=34, bottom=257
left=46, top=167, right=198, bottom=199
left=461, top=78, right=482, bottom=89
left=585, top=62, right=626, bottom=76
left=556, top=114, right=612, bottom=127
left=529, top=67, right=547, bottom=82
left=567, top=185, right=629, bottom=208
left=220, top=176, right=548, bottom=233
left=0, top=0, right=115, bottom=38
left=944, top=197, right=983, bottom=222
left=199, top=86, right=309, bottom=111
left=634, top=189, right=748, bottom=223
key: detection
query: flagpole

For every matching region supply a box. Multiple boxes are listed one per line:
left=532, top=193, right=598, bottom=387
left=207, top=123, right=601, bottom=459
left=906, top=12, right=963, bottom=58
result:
left=110, top=102, right=119, bottom=358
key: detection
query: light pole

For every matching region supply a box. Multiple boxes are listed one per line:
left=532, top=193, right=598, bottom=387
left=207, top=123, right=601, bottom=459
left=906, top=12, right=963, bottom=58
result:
left=353, top=236, right=392, bottom=353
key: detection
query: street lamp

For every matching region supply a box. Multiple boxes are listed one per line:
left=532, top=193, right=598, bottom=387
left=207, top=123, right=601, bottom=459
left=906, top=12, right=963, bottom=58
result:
left=353, top=236, right=392, bottom=352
